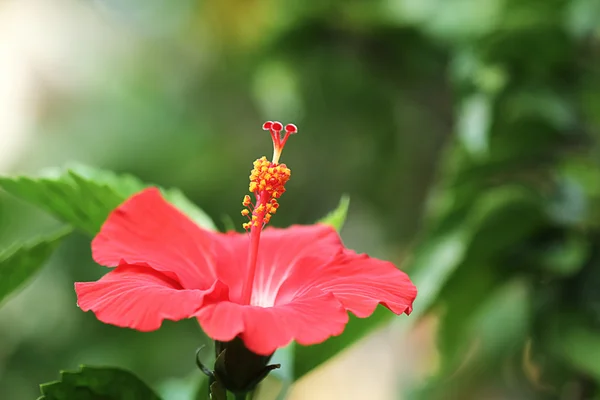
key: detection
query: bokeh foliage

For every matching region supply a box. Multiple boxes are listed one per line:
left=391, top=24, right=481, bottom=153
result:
left=0, top=0, right=599, bottom=398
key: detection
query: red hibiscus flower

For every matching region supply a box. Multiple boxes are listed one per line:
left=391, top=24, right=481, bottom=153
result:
left=75, top=122, right=417, bottom=358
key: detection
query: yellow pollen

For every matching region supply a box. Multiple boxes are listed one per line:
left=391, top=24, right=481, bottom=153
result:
left=240, top=122, right=297, bottom=230
left=241, top=157, right=291, bottom=229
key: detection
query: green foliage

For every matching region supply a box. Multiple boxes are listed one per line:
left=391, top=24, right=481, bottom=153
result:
left=556, top=324, right=600, bottom=382
left=397, top=0, right=600, bottom=394
left=317, top=195, right=350, bottom=232
left=0, top=227, right=72, bottom=306
left=38, top=366, right=161, bottom=400
left=0, top=164, right=215, bottom=236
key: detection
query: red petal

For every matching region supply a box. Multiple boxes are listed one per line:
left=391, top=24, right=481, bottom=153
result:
left=75, top=263, right=228, bottom=331
left=281, top=248, right=417, bottom=318
left=209, top=232, right=252, bottom=303
left=196, top=288, right=348, bottom=355
left=92, top=188, right=219, bottom=289
left=247, top=224, right=416, bottom=317
left=234, top=225, right=342, bottom=306
left=203, top=225, right=342, bottom=305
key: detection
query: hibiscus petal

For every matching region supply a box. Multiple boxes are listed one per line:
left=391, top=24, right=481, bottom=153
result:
left=75, top=263, right=228, bottom=331
left=251, top=224, right=416, bottom=318
left=210, top=232, right=252, bottom=303
left=196, top=288, right=349, bottom=355
left=319, top=250, right=416, bottom=317
left=233, top=225, right=343, bottom=307
left=92, top=188, right=219, bottom=289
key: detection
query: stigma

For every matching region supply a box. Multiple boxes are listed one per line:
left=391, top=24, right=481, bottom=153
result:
left=263, top=121, right=297, bottom=164
left=241, top=121, right=297, bottom=231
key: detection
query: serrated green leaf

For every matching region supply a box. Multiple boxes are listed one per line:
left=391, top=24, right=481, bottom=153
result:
left=317, top=195, right=350, bottom=232
left=38, top=365, right=161, bottom=400
left=0, top=227, right=72, bottom=306
left=0, top=163, right=216, bottom=236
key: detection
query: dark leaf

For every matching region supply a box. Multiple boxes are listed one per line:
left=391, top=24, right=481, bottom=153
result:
left=38, top=365, right=161, bottom=400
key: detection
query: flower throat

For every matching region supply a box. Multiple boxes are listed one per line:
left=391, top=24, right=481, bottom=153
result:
left=239, top=121, right=297, bottom=305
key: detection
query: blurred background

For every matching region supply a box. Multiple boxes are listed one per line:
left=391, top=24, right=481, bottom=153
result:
left=1, top=0, right=600, bottom=399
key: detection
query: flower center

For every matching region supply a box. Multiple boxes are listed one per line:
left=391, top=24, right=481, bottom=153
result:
left=239, top=121, right=297, bottom=305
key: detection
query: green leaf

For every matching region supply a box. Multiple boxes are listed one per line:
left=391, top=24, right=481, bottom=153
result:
left=221, top=214, right=237, bottom=233
left=464, top=279, right=530, bottom=362
left=407, top=227, right=471, bottom=318
left=38, top=365, right=161, bottom=400
left=0, top=227, right=72, bottom=306
left=557, top=325, right=600, bottom=381
left=410, top=280, right=531, bottom=399
left=161, top=188, right=216, bottom=231
left=317, top=195, right=350, bottom=232
left=0, top=164, right=216, bottom=236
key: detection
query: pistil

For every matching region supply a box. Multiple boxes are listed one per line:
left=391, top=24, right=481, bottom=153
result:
left=239, top=122, right=296, bottom=305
